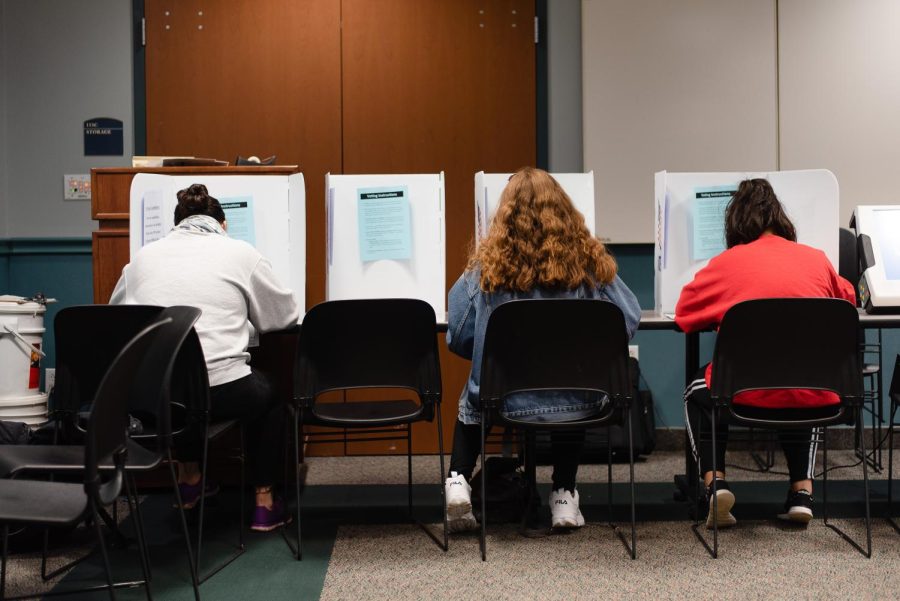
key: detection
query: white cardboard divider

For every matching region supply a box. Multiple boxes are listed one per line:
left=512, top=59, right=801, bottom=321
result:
left=129, top=172, right=307, bottom=315
left=325, top=173, right=446, bottom=317
left=474, top=171, right=596, bottom=241
left=655, top=169, right=839, bottom=315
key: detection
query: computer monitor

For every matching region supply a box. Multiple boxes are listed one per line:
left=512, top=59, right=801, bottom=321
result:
left=852, top=205, right=900, bottom=313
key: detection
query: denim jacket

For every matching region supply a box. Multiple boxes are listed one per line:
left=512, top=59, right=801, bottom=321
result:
left=447, top=270, right=641, bottom=425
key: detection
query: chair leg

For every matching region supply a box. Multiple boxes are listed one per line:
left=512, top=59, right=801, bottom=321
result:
left=167, top=450, right=201, bottom=601
left=889, top=397, right=898, bottom=531
left=519, top=431, right=537, bottom=535
left=863, top=420, right=872, bottom=559
left=407, top=425, right=414, bottom=518
left=823, top=428, right=830, bottom=523
left=436, top=408, right=449, bottom=552
left=627, top=411, right=636, bottom=559
left=40, top=526, right=51, bottom=581
left=824, top=415, right=873, bottom=557
left=479, top=411, right=488, bottom=562
left=124, top=476, right=154, bottom=601
left=2, top=525, right=8, bottom=600
left=195, top=423, right=210, bottom=583
left=295, top=407, right=303, bottom=560
left=607, top=428, right=613, bottom=523
left=239, top=425, right=246, bottom=553
left=91, top=504, right=118, bottom=601
left=691, top=406, right=719, bottom=559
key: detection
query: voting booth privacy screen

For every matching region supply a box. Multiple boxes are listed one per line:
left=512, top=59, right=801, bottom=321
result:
left=655, top=169, right=839, bottom=315
left=129, top=172, right=307, bottom=315
left=326, top=173, right=446, bottom=317
left=853, top=205, right=900, bottom=312
left=474, top=171, right=596, bottom=242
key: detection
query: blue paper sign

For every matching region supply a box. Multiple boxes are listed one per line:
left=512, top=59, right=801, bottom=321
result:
left=691, top=185, right=735, bottom=261
left=84, top=117, right=123, bottom=156
left=220, top=196, right=256, bottom=246
left=357, top=186, right=412, bottom=262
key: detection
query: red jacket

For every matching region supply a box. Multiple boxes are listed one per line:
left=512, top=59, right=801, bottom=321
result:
left=675, top=234, right=856, bottom=408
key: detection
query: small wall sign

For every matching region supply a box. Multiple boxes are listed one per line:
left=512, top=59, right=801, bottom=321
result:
left=83, top=117, right=123, bottom=156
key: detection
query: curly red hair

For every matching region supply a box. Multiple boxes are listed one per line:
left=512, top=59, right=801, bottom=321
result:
left=469, top=167, right=617, bottom=292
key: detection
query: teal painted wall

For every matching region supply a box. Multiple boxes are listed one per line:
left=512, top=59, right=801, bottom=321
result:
left=0, top=239, right=93, bottom=389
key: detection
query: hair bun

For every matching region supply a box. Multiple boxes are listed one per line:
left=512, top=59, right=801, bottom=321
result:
left=176, top=183, right=212, bottom=212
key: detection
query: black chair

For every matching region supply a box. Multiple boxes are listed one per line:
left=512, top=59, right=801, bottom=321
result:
left=0, top=315, right=171, bottom=600
left=477, top=299, right=636, bottom=561
left=127, top=305, right=246, bottom=592
left=696, top=298, right=869, bottom=558
left=286, top=299, right=446, bottom=560
left=0, top=306, right=245, bottom=598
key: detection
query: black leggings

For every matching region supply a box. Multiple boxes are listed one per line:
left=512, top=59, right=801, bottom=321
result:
left=684, top=366, right=835, bottom=484
left=448, top=420, right=584, bottom=493
left=178, top=370, right=283, bottom=488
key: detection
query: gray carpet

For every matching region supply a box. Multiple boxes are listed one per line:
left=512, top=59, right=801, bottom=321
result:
left=303, top=450, right=898, bottom=485
left=321, top=520, right=900, bottom=600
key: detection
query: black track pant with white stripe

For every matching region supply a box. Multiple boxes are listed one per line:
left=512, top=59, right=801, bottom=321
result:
left=684, top=365, right=833, bottom=484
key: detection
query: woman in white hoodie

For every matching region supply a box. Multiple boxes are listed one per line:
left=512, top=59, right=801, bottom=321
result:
left=110, top=183, right=300, bottom=532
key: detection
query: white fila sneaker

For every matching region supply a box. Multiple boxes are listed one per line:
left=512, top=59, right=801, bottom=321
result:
left=550, top=488, right=585, bottom=529
left=445, top=472, right=473, bottom=520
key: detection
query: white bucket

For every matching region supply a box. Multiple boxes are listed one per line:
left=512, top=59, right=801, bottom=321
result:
left=0, top=392, right=48, bottom=418
left=0, top=300, right=47, bottom=403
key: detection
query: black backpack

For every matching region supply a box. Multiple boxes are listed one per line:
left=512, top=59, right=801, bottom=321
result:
left=470, top=456, right=540, bottom=525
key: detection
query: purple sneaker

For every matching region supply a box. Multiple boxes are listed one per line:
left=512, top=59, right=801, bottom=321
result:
left=176, top=480, right=220, bottom=510
left=251, top=498, right=292, bottom=532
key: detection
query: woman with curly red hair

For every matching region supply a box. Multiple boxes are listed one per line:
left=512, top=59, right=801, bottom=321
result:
left=444, top=167, right=641, bottom=531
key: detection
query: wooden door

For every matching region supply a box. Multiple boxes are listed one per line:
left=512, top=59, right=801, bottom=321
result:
left=144, top=0, right=342, bottom=310
left=340, top=0, right=536, bottom=454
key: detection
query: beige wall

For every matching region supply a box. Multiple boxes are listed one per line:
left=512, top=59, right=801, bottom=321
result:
left=583, top=0, right=900, bottom=243
left=779, top=0, right=900, bottom=226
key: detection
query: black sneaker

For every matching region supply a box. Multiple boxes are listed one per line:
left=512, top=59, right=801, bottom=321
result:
left=778, top=489, right=813, bottom=524
left=705, top=479, right=736, bottom=529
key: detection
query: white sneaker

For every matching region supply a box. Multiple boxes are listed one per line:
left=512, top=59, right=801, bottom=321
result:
left=448, top=510, right=478, bottom=533
left=706, top=483, right=737, bottom=529
left=550, top=488, right=585, bottom=529
left=445, top=472, right=472, bottom=520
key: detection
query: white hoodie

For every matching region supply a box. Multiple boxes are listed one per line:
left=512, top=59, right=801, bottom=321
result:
left=110, top=228, right=300, bottom=386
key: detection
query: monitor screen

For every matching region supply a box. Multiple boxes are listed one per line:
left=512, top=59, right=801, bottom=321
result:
left=873, top=208, right=900, bottom=281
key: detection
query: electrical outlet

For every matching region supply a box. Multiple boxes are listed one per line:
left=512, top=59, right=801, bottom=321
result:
left=628, top=345, right=639, bottom=361
left=44, top=368, right=56, bottom=394
left=63, top=174, right=91, bottom=200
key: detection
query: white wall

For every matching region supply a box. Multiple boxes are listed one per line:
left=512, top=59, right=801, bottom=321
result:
left=0, top=1, right=8, bottom=236
left=2, top=0, right=133, bottom=238
left=547, top=0, right=583, bottom=172
left=779, top=0, right=900, bottom=227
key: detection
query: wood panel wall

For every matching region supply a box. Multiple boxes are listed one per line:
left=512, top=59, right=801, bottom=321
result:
left=137, top=0, right=536, bottom=455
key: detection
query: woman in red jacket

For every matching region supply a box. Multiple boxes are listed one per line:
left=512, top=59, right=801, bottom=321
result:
left=676, top=178, right=856, bottom=528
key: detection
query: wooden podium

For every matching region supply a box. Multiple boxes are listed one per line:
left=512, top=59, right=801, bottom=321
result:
left=90, top=166, right=301, bottom=304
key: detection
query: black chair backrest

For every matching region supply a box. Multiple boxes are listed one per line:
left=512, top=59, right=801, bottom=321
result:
left=127, top=306, right=204, bottom=450
left=479, top=299, right=631, bottom=414
left=710, top=298, right=863, bottom=404
left=294, top=299, right=441, bottom=403
left=838, top=227, right=860, bottom=305
left=54, top=305, right=165, bottom=417
left=85, top=316, right=172, bottom=505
